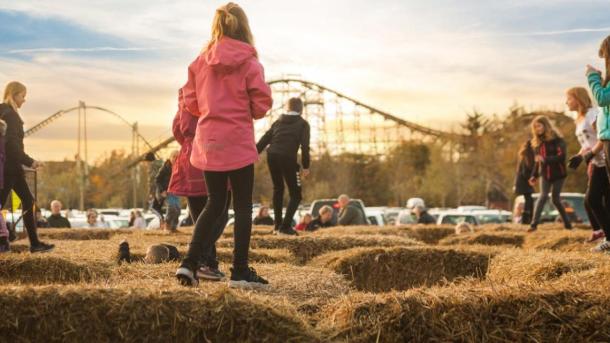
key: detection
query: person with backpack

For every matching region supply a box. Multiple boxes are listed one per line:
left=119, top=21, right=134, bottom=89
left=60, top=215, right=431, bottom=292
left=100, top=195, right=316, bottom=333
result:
left=0, top=81, right=54, bottom=253
left=256, top=97, right=310, bottom=235
left=176, top=2, right=272, bottom=288
left=528, top=115, right=572, bottom=232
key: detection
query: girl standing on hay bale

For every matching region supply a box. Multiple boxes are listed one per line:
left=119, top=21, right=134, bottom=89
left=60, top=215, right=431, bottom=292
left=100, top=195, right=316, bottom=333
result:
left=528, top=115, right=572, bottom=233
left=565, top=87, right=610, bottom=247
left=176, top=2, right=272, bottom=288
left=514, top=140, right=535, bottom=225
left=169, top=88, right=231, bottom=281
left=0, top=82, right=54, bottom=253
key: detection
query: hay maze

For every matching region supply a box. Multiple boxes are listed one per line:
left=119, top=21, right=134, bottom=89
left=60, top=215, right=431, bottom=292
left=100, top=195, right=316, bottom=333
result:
left=1, top=223, right=610, bottom=341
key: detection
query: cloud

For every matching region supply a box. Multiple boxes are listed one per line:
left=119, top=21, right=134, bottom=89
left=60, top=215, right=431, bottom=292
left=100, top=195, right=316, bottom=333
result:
left=8, top=47, right=172, bottom=54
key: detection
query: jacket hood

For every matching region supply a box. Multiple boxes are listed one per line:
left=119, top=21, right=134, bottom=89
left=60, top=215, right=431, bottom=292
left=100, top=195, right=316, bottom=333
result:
left=204, top=37, right=256, bottom=72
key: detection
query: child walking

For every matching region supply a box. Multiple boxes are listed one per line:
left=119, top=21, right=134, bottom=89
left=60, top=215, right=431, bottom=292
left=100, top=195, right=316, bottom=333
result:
left=528, top=115, right=572, bottom=232
left=176, top=3, right=272, bottom=288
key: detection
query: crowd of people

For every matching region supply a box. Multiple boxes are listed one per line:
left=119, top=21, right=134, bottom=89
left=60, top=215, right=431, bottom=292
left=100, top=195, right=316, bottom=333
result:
left=0, top=3, right=609, bottom=288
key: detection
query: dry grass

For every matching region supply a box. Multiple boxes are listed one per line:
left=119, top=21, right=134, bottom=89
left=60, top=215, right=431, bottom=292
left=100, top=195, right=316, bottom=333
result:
left=2, top=224, right=610, bottom=341
left=312, top=246, right=492, bottom=292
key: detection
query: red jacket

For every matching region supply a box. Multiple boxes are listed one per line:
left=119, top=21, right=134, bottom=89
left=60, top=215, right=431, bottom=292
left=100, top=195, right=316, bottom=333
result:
left=183, top=37, right=272, bottom=172
left=168, top=89, right=208, bottom=196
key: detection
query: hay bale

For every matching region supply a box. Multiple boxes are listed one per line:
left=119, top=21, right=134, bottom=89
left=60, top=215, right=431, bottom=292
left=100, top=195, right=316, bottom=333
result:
left=320, top=285, right=610, bottom=342
left=0, top=256, right=109, bottom=284
left=218, top=235, right=422, bottom=264
left=38, top=228, right=133, bottom=241
left=401, top=226, right=456, bottom=244
left=0, top=286, right=319, bottom=342
left=524, top=230, right=591, bottom=252
left=488, top=249, right=596, bottom=283
left=439, top=232, right=525, bottom=247
left=222, top=225, right=275, bottom=238
left=312, top=247, right=491, bottom=292
left=216, top=248, right=295, bottom=264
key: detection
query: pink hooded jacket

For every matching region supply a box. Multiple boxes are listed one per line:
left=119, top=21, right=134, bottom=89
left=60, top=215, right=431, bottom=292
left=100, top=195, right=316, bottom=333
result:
left=168, top=89, right=208, bottom=197
left=183, top=37, right=273, bottom=172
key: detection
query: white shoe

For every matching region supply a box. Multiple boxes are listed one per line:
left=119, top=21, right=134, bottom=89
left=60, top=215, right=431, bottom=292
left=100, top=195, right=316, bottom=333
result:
left=591, top=240, right=610, bottom=253
left=176, top=267, right=199, bottom=287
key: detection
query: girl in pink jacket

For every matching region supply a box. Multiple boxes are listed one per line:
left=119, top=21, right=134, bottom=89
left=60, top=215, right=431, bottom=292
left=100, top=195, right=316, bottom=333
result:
left=169, top=88, right=231, bottom=280
left=176, top=2, right=272, bottom=288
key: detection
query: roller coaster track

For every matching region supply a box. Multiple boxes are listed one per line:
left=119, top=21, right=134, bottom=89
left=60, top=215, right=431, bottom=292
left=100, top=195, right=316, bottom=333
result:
left=122, top=78, right=466, bottom=168
left=25, top=104, right=155, bottom=149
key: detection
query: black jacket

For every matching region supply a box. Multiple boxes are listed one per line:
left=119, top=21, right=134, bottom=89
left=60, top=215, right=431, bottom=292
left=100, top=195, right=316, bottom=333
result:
left=0, top=103, right=34, bottom=175
left=252, top=216, right=274, bottom=225
left=417, top=211, right=436, bottom=224
left=306, top=217, right=334, bottom=231
left=47, top=214, right=71, bottom=228
left=515, top=141, right=535, bottom=195
left=532, top=137, right=567, bottom=182
left=256, top=114, right=310, bottom=169
left=155, top=161, right=172, bottom=193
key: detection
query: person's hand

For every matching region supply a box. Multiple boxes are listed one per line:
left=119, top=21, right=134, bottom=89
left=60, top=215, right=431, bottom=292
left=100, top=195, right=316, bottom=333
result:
left=301, top=169, right=310, bottom=178
left=535, top=155, right=544, bottom=163
left=31, top=161, right=43, bottom=169
left=583, top=151, right=595, bottom=164
left=586, top=64, right=602, bottom=76
left=528, top=177, right=537, bottom=187
left=568, top=154, right=583, bottom=170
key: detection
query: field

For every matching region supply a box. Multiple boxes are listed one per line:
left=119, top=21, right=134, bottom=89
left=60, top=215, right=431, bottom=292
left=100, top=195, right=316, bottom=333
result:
left=1, top=223, right=610, bottom=342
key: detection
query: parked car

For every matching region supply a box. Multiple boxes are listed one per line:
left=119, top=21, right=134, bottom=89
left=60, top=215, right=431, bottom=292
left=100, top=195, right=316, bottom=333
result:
left=513, top=193, right=587, bottom=224
left=395, top=209, right=417, bottom=225
left=365, top=207, right=386, bottom=226
left=436, top=211, right=479, bottom=226
left=456, top=206, right=488, bottom=212
left=470, top=209, right=512, bottom=224
left=310, top=199, right=369, bottom=226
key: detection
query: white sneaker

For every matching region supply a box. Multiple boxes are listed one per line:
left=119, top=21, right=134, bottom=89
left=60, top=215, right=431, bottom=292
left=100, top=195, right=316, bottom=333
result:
left=176, top=267, right=199, bottom=287
left=591, top=240, right=610, bottom=253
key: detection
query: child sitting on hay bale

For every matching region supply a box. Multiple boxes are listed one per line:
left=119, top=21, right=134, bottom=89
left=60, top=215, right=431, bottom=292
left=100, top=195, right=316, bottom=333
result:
left=455, top=222, right=475, bottom=235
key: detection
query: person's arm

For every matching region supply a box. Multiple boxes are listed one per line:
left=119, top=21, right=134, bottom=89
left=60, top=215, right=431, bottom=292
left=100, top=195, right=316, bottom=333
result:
left=256, top=125, right=274, bottom=153
left=588, top=70, right=610, bottom=107
left=544, top=139, right=566, bottom=163
left=155, top=163, right=170, bottom=192
left=3, top=111, right=35, bottom=168
left=245, top=60, right=273, bottom=119
left=300, top=121, right=311, bottom=170
left=172, top=110, right=186, bottom=145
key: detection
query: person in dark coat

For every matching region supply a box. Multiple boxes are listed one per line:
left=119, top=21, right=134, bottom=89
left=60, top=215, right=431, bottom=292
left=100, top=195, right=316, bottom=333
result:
left=515, top=140, right=535, bottom=224
left=413, top=205, right=436, bottom=225
left=337, top=194, right=366, bottom=226
left=528, top=115, right=572, bottom=232
left=256, top=97, right=310, bottom=235
left=252, top=206, right=275, bottom=225
left=0, top=81, right=54, bottom=253
left=47, top=200, right=71, bottom=228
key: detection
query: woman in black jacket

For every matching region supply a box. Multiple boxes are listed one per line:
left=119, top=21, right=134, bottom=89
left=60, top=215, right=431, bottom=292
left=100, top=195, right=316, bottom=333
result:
left=0, top=81, right=54, bottom=253
left=514, top=140, right=535, bottom=224
left=528, top=115, right=572, bottom=232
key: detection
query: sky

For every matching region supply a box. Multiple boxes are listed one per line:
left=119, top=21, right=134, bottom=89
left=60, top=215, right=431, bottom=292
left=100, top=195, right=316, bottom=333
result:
left=0, top=0, right=609, bottom=161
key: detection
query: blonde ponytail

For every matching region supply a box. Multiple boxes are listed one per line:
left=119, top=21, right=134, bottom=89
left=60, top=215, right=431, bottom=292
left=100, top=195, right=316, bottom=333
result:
left=3, top=81, right=26, bottom=112
left=204, top=3, right=255, bottom=55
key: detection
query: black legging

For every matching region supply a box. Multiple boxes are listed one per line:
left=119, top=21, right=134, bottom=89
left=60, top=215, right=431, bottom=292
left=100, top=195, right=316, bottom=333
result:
left=267, top=153, right=302, bottom=231
left=585, top=165, right=610, bottom=237
left=187, top=192, right=231, bottom=269
left=531, top=177, right=571, bottom=228
left=182, top=164, right=253, bottom=271
left=521, top=193, right=533, bottom=225
left=0, top=171, right=40, bottom=246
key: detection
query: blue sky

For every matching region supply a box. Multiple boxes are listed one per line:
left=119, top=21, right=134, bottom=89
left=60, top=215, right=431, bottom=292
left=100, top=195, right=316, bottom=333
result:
left=0, top=1, right=609, bottom=160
